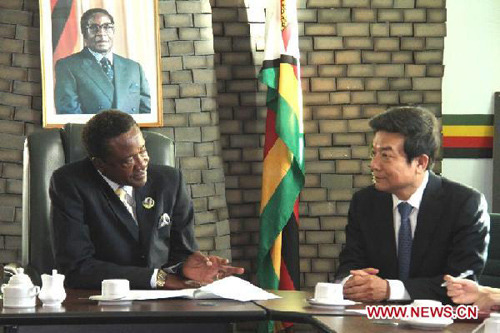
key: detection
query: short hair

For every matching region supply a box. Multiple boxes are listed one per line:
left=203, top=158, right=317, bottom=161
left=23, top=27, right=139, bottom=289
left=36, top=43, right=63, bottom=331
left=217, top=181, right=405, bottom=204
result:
left=82, top=110, right=138, bottom=159
left=369, top=106, right=440, bottom=169
left=80, top=8, right=114, bottom=39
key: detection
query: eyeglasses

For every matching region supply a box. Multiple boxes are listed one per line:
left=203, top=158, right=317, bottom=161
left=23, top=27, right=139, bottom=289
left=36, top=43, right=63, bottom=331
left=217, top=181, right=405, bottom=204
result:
left=86, top=23, right=114, bottom=35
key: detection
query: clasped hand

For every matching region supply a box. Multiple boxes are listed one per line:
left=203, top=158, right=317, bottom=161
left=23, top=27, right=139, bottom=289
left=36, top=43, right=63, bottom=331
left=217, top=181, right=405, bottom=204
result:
left=343, top=268, right=389, bottom=302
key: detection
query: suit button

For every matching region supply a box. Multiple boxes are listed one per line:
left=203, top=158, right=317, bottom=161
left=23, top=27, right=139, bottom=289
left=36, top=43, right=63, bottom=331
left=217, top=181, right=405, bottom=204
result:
left=132, top=108, right=136, bottom=111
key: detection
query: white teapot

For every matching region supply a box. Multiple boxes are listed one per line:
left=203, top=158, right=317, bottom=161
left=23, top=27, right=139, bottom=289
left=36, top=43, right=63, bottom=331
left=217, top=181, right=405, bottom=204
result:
left=1, top=268, right=40, bottom=308
left=38, top=269, right=66, bottom=307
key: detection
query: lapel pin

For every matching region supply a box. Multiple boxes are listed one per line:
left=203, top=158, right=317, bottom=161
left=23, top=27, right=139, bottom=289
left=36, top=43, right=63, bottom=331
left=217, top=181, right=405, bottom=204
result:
left=158, top=213, right=171, bottom=228
left=142, top=197, right=155, bottom=209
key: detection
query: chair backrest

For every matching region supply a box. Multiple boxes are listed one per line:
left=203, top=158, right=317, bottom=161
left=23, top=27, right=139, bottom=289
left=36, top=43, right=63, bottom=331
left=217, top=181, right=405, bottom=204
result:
left=22, top=124, right=174, bottom=283
left=479, top=213, right=500, bottom=288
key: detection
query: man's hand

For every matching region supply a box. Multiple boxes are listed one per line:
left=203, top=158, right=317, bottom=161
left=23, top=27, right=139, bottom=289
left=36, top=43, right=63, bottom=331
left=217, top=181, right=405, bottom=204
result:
left=163, top=274, right=202, bottom=290
left=350, top=267, right=380, bottom=276
left=182, top=251, right=244, bottom=284
left=475, top=291, right=500, bottom=312
left=444, top=275, right=500, bottom=311
left=343, top=268, right=389, bottom=302
left=444, top=275, right=480, bottom=304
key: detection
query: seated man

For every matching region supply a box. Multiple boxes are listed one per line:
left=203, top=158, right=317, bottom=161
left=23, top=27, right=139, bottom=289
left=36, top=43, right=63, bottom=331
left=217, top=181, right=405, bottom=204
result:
left=50, top=110, right=243, bottom=289
left=336, top=106, right=489, bottom=303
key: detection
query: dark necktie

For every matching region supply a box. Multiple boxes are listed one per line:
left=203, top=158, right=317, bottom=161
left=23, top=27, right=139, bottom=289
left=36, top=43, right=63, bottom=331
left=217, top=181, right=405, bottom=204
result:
left=398, top=202, right=413, bottom=280
left=100, top=57, right=114, bottom=82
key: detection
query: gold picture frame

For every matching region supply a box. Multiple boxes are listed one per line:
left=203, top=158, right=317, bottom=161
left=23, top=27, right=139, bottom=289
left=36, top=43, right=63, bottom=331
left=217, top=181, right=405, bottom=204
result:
left=39, top=0, right=163, bottom=128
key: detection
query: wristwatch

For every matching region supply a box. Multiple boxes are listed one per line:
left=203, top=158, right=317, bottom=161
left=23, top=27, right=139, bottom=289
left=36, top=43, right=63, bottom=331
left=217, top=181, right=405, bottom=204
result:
left=156, top=269, right=168, bottom=288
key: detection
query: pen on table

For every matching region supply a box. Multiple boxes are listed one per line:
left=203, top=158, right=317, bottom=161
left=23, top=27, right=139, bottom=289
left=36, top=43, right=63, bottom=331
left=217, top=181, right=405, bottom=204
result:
left=440, top=269, right=474, bottom=287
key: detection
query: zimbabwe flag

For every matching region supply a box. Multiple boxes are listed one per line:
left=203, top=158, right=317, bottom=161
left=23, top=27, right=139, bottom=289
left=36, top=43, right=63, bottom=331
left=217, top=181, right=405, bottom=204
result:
left=442, top=114, right=493, bottom=158
left=51, top=0, right=79, bottom=67
left=257, top=0, right=305, bottom=293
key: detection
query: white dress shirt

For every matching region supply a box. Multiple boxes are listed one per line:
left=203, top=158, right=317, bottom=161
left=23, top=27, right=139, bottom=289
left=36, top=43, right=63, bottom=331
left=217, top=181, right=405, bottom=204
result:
left=88, top=47, right=113, bottom=65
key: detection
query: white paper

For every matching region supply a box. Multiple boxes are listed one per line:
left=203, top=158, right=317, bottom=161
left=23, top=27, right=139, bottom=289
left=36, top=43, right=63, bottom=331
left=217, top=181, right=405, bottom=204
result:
left=90, top=276, right=280, bottom=302
left=196, top=276, right=281, bottom=302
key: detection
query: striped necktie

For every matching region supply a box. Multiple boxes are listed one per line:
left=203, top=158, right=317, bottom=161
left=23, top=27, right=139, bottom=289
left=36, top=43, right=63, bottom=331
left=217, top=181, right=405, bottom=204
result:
left=115, top=187, right=127, bottom=204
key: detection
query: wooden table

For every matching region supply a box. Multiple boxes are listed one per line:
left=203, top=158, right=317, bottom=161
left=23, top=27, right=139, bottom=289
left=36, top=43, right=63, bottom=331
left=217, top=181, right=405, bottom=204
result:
left=312, top=316, right=480, bottom=333
left=0, top=289, right=486, bottom=333
left=256, top=290, right=484, bottom=332
left=0, top=289, right=266, bottom=332
left=255, top=290, right=366, bottom=322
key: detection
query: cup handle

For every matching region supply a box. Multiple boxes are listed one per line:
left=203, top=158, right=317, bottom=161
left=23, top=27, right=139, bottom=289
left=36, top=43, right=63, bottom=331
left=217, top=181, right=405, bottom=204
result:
left=1, top=284, right=5, bottom=293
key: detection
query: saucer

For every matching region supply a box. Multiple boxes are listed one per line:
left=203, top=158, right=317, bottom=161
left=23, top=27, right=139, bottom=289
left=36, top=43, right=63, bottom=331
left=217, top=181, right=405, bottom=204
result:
left=307, top=298, right=356, bottom=308
left=400, top=317, right=453, bottom=330
left=97, top=300, right=132, bottom=306
left=2, top=303, right=36, bottom=309
left=89, top=294, right=132, bottom=302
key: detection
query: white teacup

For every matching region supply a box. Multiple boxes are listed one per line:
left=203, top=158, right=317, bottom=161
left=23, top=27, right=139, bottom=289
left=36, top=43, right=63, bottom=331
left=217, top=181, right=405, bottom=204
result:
left=101, top=279, right=130, bottom=299
left=314, top=282, right=343, bottom=302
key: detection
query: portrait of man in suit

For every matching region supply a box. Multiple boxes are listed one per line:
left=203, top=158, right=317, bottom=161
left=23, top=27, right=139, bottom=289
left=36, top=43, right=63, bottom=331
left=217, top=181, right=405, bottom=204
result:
left=54, top=8, right=151, bottom=115
left=336, top=106, right=489, bottom=303
left=49, top=110, right=243, bottom=289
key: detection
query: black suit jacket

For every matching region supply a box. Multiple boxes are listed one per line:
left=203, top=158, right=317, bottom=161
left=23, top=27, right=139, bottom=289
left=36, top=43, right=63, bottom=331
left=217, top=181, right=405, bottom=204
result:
left=336, top=172, right=489, bottom=302
left=54, top=47, right=151, bottom=114
left=49, top=158, right=197, bottom=289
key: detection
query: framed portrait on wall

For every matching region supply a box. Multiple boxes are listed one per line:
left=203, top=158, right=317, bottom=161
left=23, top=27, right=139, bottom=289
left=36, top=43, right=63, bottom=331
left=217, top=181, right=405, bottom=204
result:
left=39, top=0, right=163, bottom=128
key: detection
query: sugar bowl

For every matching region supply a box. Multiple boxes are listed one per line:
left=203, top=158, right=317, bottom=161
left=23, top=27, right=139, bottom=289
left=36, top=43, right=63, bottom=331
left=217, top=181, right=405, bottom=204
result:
left=1, top=268, right=40, bottom=308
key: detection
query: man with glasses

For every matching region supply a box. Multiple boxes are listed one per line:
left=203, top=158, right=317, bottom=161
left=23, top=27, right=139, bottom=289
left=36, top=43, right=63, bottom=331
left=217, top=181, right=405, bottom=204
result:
left=54, top=8, right=151, bottom=114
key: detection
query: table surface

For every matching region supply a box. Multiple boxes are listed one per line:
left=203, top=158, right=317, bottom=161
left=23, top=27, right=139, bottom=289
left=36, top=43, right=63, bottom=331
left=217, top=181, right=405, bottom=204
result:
left=312, top=315, right=480, bottom=333
left=255, top=290, right=367, bottom=321
left=0, top=288, right=488, bottom=332
left=257, top=290, right=485, bottom=332
left=0, top=289, right=266, bottom=325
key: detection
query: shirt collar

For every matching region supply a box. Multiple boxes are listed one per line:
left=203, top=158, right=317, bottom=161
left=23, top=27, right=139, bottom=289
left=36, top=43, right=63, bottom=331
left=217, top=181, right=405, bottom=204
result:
left=392, top=171, right=429, bottom=210
left=87, top=47, right=113, bottom=65
left=97, top=169, right=133, bottom=198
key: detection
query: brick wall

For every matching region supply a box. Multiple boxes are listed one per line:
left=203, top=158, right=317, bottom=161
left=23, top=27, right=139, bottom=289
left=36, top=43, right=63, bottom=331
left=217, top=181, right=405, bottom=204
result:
left=0, top=0, right=232, bottom=265
left=212, top=0, right=445, bottom=288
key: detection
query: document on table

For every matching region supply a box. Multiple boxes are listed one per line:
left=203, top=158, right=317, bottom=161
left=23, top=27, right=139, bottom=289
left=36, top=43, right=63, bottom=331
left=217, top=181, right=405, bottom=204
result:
left=90, top=276, right=281, bottom=302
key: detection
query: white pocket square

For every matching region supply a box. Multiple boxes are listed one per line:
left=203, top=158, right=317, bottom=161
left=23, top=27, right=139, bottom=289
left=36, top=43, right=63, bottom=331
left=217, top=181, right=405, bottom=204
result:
left=158, top=213, right=171, bottom=228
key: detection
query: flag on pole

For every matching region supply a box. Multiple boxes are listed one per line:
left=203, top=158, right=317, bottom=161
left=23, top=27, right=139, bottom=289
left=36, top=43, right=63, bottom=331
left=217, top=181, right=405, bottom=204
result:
left=257, top=0, right=305, bottom=293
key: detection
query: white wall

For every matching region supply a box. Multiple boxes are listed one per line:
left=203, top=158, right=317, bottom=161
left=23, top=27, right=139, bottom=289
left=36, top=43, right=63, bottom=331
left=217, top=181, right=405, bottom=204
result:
left=442, top=0, right=500, bottom=210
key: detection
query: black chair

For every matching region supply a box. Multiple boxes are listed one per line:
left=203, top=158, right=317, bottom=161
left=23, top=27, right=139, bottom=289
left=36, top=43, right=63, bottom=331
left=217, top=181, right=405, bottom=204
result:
left=479, top=213, right=500, bottom=288
left=20, top=124, right=174, bottom=284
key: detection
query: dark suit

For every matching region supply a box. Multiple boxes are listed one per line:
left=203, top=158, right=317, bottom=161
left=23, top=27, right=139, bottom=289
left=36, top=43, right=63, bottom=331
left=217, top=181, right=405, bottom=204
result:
left=54, top=47, right=151, bottom=114
left=336, top=172, right=489, bottom=302
left=49, top=158, right=197, bottom=289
